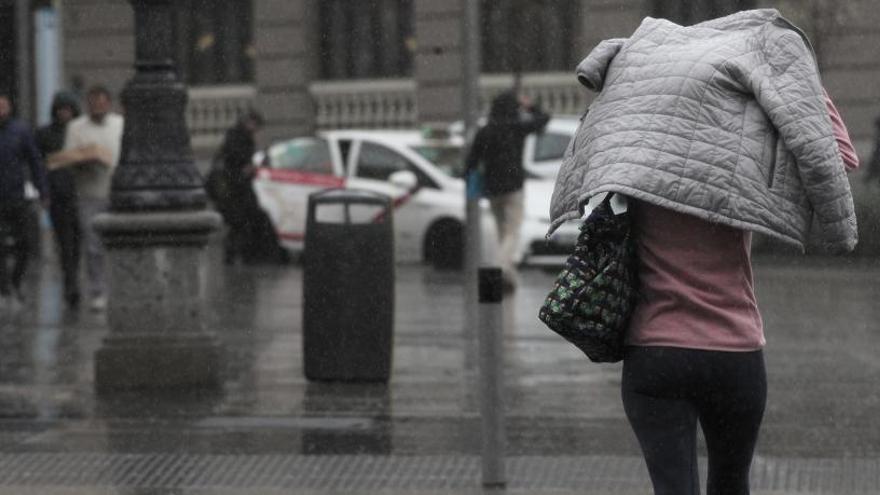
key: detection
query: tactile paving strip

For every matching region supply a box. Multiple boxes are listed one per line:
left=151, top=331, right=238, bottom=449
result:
left=0, top=454, right=875, bottom=493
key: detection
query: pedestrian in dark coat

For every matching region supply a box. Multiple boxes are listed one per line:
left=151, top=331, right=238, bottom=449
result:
left=465, top=90, right=550, bottom=290
left=36, top=92, right=82, bottom=308
left=0, top=92, right=48, bottom=307
left=216, top=110, right=264, bottom=265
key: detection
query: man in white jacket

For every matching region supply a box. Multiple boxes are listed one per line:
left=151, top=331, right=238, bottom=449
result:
left=60, top=86, right=123, bottom=311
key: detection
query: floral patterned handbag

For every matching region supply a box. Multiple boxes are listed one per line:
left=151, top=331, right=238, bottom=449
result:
left=538, top=195, right=639, bottom=363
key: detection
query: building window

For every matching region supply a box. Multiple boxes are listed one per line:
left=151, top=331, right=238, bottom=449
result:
left=653, top=0, right=756, bottom=25
left=480, top=0, right=577, bottom=74
left=319, top=0, right=415, bottom=80
left=173, top=0, right=255, bottom=85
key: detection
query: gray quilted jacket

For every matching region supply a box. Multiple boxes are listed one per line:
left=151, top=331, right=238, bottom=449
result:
left=549, top=9, right=857, bottom=253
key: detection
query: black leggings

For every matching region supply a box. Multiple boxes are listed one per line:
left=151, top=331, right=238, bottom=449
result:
left=621, top=346, right=766, bottom=495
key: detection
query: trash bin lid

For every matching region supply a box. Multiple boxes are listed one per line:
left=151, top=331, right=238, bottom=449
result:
left=308, top=188, right=390, bottom=207
left=307, top=188, right=394, bottom=225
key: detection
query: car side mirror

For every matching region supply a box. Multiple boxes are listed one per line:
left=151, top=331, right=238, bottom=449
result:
left=389, top=170, right=419, bottom=191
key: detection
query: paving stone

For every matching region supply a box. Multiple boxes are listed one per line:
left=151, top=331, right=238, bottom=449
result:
left=0, top=249, right=877, bottom=493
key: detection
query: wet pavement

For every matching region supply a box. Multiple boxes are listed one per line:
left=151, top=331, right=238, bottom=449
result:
left=0, top=240, right=879, bottom=494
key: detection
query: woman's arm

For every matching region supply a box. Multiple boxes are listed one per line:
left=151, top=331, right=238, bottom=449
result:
left=517, top=96, right=550, bottom=135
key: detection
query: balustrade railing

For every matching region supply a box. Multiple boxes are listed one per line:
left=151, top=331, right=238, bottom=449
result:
left=309, top=72, right=585, bottom=129
left=480, top=72, right=587, bottom=117
left=186, top=85, right=257, bottom=151
left=185, top=74, right=585, bottom=146
left=309, top=79, right=418, bottom=129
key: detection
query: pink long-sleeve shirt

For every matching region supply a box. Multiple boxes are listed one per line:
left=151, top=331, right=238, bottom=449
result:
left=825, top=89, right=860, bottom=172
left=626, top=91, right=858, bottom=351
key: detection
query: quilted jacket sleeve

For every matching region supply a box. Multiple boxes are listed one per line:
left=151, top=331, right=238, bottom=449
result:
left=576, top=38, right=627, bottom=91
left=748, top=26, right=857, bottom=253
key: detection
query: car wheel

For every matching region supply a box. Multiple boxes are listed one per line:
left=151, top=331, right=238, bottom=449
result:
left=424, top=219, right=464, bottom=270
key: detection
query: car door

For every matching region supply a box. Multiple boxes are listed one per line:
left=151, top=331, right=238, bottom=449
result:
left=524, top=130, right=575, bottom=179
left=252, top=137, right=344, bottom=251
left=346, top=139, right=441, bottom=262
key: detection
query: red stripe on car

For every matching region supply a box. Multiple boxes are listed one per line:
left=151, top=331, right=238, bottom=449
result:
left=259, top=167, right=344, bottom=187
left=278, top=232, right=305, bottom=241
left=373, top=188, right=418, bottom=223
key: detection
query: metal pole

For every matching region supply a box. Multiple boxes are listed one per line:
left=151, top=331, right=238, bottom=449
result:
left=478, top=267, right=506, bottom=487
left=462, top=0, right=482, bottom=347
left=110, top=0, right=206, bottom=211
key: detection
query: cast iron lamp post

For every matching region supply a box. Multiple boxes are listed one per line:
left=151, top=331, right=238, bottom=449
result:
left=93, top=0, right=222, bottom=391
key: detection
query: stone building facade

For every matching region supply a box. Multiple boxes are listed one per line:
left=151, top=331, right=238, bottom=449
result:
left=0, top=0, right=864, bottom=252
left=48, top=0, right=880, bottom=159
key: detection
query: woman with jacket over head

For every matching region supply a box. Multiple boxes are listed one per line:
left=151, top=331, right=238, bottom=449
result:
left=548, top=10, right=858, bottom=495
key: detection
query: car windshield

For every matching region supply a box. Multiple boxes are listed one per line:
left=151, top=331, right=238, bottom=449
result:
left=267, top=138, right=332, bottom=172
left=409, top=143, right=466, bottom=178
left=534, top=132, right=573, bottom=162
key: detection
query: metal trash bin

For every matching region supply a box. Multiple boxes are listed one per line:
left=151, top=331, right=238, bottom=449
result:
left=303, top=188, right=394, bottom=382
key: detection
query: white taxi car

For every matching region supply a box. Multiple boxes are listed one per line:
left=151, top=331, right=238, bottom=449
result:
left=251, top=129, right=579, bottom=268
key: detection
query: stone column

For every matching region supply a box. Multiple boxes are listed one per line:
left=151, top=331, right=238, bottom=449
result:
left=14, top=0, right=33, bottom=120
left=254, top=0, right=318, bottom=146
left=62, top=0, right=134, bottom=101
left=413, top=0, right=465, bottom=127
left=92, top=0, right=222, bottom=392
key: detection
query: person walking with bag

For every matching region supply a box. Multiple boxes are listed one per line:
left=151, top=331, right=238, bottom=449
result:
left=465, top=91, right=549, bottom=290
left=215, top=110, right=264, bottom=265
left=0, top=92, right=49, bottom=310
left=547, top=10, right=858, bottom=495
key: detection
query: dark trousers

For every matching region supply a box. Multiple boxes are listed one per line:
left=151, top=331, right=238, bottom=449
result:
left=0, top=201, right=30, bottom=296
left=48, top=195, right=81, bottom=300
left=622, top=346, right=766, bottom=495
left=221, top=184, right=280, bottom=264
left=221, top=189, right=253, bottom=263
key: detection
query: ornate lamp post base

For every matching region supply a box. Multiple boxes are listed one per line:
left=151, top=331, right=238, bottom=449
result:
left=93, top=210, right=222, bottom=392
left=92, top=0, right=225, bottom=392
left=95, top=334, right=220, bottom=392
